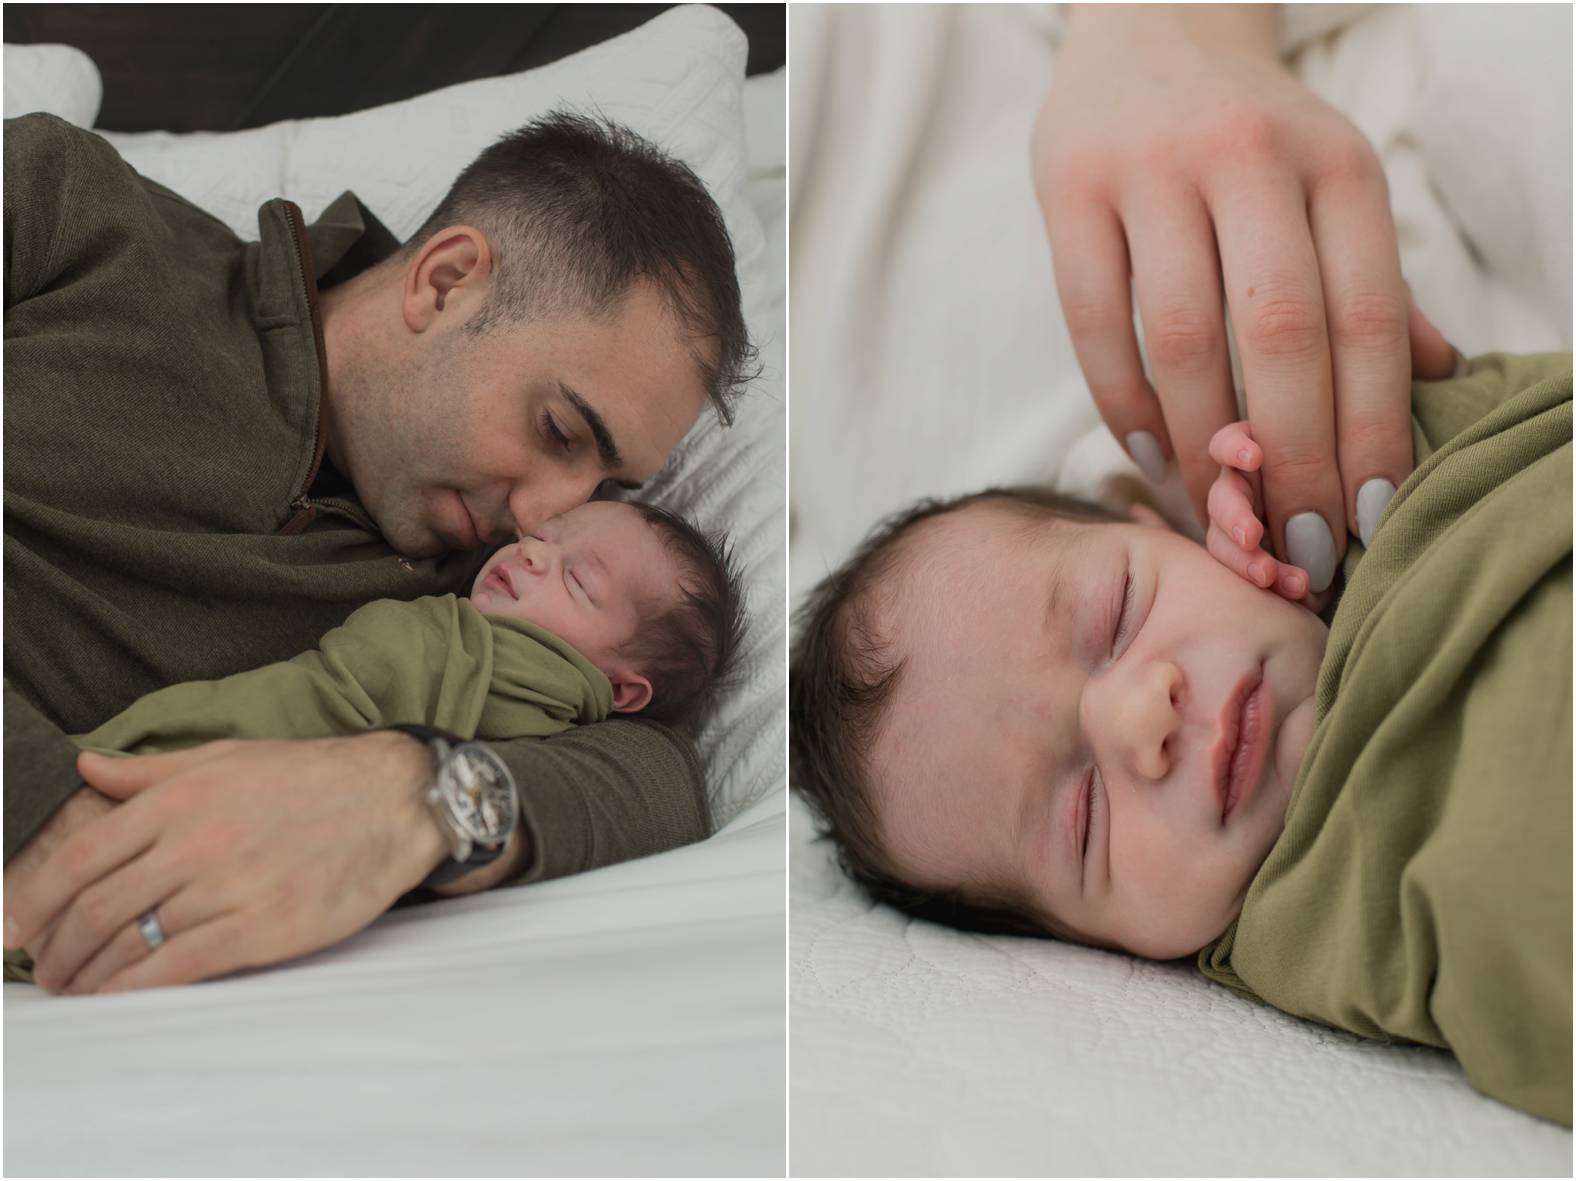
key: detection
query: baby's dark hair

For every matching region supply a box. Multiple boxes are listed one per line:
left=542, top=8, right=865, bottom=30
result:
left=626, top=503, right=746, bottom=732
left=789, top=486, right=1124, bottom=939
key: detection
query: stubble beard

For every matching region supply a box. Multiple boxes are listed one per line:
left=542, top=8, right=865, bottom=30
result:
left=333, top=355, right=448, bottom=559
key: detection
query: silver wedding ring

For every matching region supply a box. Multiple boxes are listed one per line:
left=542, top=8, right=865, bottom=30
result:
left=136, top=909, right=166, bottom=952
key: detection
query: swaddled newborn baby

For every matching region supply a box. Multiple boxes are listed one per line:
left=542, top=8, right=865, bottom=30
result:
left=82, top=498, right=743, bottom=753
left=791, top=352, right=1571, bottom=1126
left=7, top=498, right=744, bottom=987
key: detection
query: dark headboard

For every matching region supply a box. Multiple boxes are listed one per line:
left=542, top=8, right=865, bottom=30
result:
left=3, top=3, right=785, bottom=133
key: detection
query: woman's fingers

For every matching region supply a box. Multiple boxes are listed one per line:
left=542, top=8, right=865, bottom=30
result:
left=1044, top=193, right=1172, bottom=484
left=1209, top=167, right=1346, bottom=592
left=1126, top=183, right=1239, bottom=526
left=1306, top=169, right=1415, bottom=545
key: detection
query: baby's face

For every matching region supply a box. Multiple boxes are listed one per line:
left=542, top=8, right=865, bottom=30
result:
left=868, top=503, right=1329, bottom=959
left=469, top=501, right=675, bottom=694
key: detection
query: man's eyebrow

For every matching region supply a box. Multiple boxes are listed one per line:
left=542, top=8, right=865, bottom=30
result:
left=558, top=382, right=624, bottom=471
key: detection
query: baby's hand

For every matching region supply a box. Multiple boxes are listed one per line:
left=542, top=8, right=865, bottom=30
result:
left=1205, top=422, right=1326, bottom=610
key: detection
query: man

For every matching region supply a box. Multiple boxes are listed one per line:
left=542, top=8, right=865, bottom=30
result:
left=3, top=109, right=755, bottom=994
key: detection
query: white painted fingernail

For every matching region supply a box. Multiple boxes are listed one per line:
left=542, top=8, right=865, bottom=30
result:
left=1125, top=431, right=1167, bottom=484
left=1356, top=478, right=1397, bottom=547
left=1285, top=512, right=1337, bottom=593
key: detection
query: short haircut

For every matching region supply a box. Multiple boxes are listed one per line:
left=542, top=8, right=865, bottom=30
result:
left=626, top=502, right=746, bottom=732
left=789, top=486, right=1125, bottom=938
left=401, top=109, right=758, bottom=421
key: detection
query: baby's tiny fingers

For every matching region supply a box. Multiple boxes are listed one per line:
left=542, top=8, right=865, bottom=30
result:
left=1273, top=563, right=1308, bottom=602
left=1207, top=469, right=1264, bottom=551
left=1207, top=523, right=1276, bottom=589
left=1207, top=421, right=1261, bottom=471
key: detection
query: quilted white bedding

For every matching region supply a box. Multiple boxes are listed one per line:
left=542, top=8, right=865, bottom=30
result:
left=5, top=10, right=785, bottom=1176
left=789, top=4, right=1571, bottom=1174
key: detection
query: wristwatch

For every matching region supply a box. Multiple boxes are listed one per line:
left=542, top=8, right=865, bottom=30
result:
left=391, top=724, right=520, bottom=889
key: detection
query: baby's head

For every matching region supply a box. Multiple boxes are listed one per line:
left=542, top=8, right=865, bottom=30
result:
left=471, top=500, right=743, bottom=730
left=791, top=486, right=1329, bottom=960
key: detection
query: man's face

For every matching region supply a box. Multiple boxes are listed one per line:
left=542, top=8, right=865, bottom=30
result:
left=343, top=280, right=708, bottom=558
left=868, top=503, right=1329, bottom=960
left=469, top=500, right=677, bottom=678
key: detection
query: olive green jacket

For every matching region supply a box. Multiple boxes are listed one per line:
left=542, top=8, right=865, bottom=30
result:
left=3, top=113, right=708, bottom=877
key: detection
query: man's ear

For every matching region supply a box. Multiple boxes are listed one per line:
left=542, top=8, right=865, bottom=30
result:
left=608, top=670, right=654, bottom=715
left=1128, top=502, right=1173, bottom=531
left=400, top=225, right=493, bottom=334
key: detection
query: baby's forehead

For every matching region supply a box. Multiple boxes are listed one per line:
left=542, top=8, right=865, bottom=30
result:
left=879, top=504, right=1097, bottom=628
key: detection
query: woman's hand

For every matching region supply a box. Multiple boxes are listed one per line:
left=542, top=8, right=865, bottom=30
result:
left=1205, top=420, right=1332, bottom=614
left=1033, top=5, right=1454, bottom=588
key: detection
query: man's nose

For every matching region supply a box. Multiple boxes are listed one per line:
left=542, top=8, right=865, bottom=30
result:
left=1088, top=660, right=1185, bottom=782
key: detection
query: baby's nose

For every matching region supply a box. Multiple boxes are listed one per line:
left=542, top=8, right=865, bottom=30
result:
left=519, top=539, right=555, bottom=574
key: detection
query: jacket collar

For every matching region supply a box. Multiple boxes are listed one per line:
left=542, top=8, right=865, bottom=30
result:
left=251, top=191, right=400, bottom=517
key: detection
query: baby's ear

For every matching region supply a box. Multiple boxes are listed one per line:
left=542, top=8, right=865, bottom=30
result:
left=609, top=671, right=653, bottom=714
left=1127, top=502, right=1173, bottom=531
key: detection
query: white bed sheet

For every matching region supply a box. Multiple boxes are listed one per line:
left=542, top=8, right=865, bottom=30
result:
left=788, top=4, right=1571, bottom=1173
left=6, top=792, right=784, bottom=1178
left=4, top=23, right=786, bottom=1177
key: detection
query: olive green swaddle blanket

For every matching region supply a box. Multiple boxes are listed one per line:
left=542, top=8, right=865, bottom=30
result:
left=1199, top=352, right=1573, bottom=1127
left=5, top=594, right=611, bottom=982
left=77, top=593, right=613, bottom=752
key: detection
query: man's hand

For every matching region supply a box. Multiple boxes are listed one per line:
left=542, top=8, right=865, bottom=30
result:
left=1034, top=5, right=1456, bottom=585
left=4, top=784, right=118, bottom=965
left=1204, top=420, right=1330, bottom=614
left=2, top=733, right=447, bottom=995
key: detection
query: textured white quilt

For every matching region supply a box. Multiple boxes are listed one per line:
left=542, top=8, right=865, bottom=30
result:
left=789, top=4, right=1571, bottom=1174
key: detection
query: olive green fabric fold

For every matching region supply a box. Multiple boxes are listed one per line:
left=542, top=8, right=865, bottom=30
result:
left=77, top=596, right=613, bottom=753
left=1199, top=352, right=1573, bottom=1126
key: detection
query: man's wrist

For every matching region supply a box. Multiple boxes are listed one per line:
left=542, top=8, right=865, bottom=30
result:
left=359, top=729, right=450, bottom=887
left=429, top=818, right=532, bottom=897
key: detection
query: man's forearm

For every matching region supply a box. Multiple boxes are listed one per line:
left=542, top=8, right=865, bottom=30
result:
left=1063, top=4, right=1280, bottom=60
left=4, top=680, right=92, bottom=863
left=484, top=718, right=710, bottom=887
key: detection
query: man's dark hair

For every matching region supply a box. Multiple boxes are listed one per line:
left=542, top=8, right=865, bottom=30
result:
left=402, top=109, right=758, bottom=421
left=626, top=502, right=746, bottom=732
left=789, top=486, right=1125, bottom=939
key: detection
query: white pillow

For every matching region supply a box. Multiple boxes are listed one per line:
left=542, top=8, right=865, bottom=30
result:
left=100, top=5, right=760, bottom=267
left=3, top=42, right=102, bottom=128
left=98, top=5, right=782, bottom=829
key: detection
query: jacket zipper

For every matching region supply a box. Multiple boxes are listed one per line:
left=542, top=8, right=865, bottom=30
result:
left=280, top=200, right=334, bottom=536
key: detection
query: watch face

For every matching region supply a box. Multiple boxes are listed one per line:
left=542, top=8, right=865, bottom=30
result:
left=440, top=746, right=517, bottom=845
